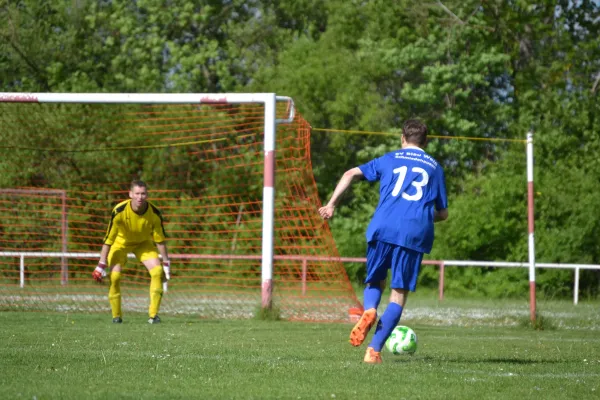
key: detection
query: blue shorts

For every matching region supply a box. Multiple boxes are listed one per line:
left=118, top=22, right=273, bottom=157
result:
left=365, top=241, right=423, bottom=291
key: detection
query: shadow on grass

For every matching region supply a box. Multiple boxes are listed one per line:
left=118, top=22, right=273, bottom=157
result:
left=390, top=355, right=561, bottom=364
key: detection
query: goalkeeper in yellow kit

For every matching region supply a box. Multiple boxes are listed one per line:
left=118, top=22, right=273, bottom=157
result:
left=92, top=180, right=171, bottom=324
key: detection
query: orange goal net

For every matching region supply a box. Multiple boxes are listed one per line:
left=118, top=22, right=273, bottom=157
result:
left=0, top=93, right=360, bottom=322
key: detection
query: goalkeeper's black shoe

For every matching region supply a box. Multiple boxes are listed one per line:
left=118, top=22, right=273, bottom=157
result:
left=148, top=315, right=161, bottom=324
left=112, top=317, right=123, bottom=324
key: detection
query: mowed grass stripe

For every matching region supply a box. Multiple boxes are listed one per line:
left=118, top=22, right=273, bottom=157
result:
left=1, top=311, right=598, bottom=399
left=428, top=335, right=600, bottom=342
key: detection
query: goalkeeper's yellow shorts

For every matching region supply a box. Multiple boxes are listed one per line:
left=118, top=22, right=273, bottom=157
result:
left=107, top=241, right=159, bottom=267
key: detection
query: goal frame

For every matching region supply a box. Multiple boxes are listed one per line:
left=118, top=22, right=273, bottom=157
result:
left=0, top=92, right=296, bottom=309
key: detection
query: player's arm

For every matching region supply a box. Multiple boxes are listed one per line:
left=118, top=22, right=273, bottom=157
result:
left=93, top=243, right=111, bottom=282
left=434, top=208, right=448, bottom=222
left=156, top=241, right=171, bottom=280
left=434, top=167, right=449, bottom=223
left=152, top=208, right=171, bottom=280
left=99, top=243, right=111, bottom=264
left=319, top=167, right=364, bottom=220
left=93, top=210, right=119, bottom=282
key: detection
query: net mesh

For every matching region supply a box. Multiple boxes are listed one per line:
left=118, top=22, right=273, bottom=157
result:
left=0, top=100, right=360, bottom=322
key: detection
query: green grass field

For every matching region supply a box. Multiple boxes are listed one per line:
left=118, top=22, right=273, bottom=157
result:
left=1, top=297, right=599, bottom=399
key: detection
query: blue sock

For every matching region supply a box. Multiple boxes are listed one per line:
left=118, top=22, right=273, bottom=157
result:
left=363, top=285, right=383, bottom=311
left=369, top=302, right=403, bottom=352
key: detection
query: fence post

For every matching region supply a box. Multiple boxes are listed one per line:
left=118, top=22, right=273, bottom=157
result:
left=438, top=261, right=445, bottom=301
left=301, top=258, right=307, bottom=296
left=20, top=255, right=25, bottom=288
left=61, top=191, right=68, bottom=286
left=573, top=267, right=579, bottom=305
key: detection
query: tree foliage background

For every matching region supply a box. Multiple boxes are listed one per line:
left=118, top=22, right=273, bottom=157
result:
left=2, top=0, right=599, bottom=298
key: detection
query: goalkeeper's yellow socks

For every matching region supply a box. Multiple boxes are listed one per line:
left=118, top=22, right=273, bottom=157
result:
left=148, top=266, right=164, bottom=318
left=108, top=271, right=122, bottom=319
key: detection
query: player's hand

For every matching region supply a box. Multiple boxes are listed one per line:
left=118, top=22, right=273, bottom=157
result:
left=318, top=204, right=335, bottom=220
left=162, top=261, right=171, bottom=281
left=93, top=262, right=107, bottom=283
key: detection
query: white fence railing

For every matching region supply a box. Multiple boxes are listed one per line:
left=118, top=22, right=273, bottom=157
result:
left=1, top=252, right=598, bottom=305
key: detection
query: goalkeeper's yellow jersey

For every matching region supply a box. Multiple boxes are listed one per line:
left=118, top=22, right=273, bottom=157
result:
left=103, top=200, right=166, bottom=246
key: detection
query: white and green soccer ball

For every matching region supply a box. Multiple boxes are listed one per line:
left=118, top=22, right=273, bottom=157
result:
left=385, top=325, right=418, bottom=355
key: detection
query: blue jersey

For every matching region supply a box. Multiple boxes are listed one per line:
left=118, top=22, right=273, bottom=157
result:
left=359, top=147, right=448, bottom=253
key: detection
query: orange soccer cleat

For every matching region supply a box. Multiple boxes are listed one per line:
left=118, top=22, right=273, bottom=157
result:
left=363, top=347, right=382, bottom=364
left=349, top=308, right=377, bottom=347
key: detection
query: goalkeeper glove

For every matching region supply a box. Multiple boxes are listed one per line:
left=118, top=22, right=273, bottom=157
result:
left=92, top=262, right=107, bottom=283
left=162, top=261, right=171, bottom=280
left=162, top=261, right=170, bottom=293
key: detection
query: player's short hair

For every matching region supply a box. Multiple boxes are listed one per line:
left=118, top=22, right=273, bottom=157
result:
left=130, top=180, right=148, bottom=191
left=402, top=119, right=428, bottom=147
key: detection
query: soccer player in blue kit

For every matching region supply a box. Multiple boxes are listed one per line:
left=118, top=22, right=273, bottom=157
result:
left=319, top=120, right=448, bottom=364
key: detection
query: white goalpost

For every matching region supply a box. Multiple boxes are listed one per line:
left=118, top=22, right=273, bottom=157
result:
left=526, top=131, right=536, bottom=322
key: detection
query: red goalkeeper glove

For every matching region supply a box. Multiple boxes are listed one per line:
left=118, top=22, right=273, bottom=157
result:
left=93, top=262, right=107, bottom=282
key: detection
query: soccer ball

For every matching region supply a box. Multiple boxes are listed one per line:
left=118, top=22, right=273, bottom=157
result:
left=385, top=325, right=417, bottom=355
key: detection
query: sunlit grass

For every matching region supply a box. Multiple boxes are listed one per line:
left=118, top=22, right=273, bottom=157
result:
left=1, top=306, right=599, bottom=399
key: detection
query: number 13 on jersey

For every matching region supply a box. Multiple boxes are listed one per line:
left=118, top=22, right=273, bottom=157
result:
left=391, top=166, right=429, bottom=200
